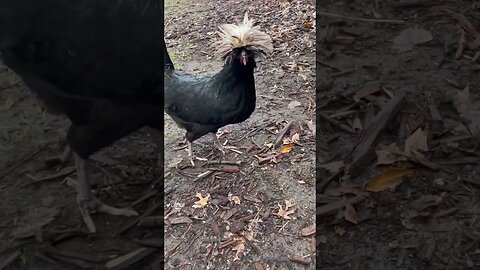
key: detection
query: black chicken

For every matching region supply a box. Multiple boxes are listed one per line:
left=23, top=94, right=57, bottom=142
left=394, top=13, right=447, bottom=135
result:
left=164, top=13, right=273, bottom=165
left=0, top=0, right=164, bottom=232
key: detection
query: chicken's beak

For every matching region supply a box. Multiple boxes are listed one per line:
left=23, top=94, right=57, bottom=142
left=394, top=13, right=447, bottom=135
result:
left=240, top=51, right=247, bottom=65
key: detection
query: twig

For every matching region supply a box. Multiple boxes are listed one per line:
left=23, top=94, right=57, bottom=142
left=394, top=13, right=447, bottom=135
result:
left=317, top=195, right=365, bottom=216
left=0, top=146, right=44, bottom=179
left=274, top=122, right=293, bottom=147
left=0, top=251, right=21, bottom=270
left=117, top=203, right=161, bottom=235
left=27, top=166, right=76, bottom=185
left=317, top=10, right=405, bottom=24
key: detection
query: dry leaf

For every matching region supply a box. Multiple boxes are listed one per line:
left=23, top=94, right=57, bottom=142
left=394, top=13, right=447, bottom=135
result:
left=365, top=167, right=414, bottom=192
left=300, top=224, right=315, bottom=236
left=192, top=193, right=210, bottom=208
left=452, top=86, right=480, bottom=138
left=376, top=143, right=405, bottom=165
left=404, top=128, right=429, bottom=159
left=228, top=194, right=241, bottom=205
left=306, top=120, right=316, bottom=136
left=318, top=161, right=345, bottom=173
left=285, top=199, right=295, bottom=209
left=334, top=226, right=346, bottom=236
left=353, top=81, right=382, bottom=102
left=274, top=200, right=296, bottom=220
left=318, top=234, right=327, bottom=244
left=410, top=195, right=442, bottom=212
left=232, top=241, right=245, bottom=261
left=303, top=21, right=314, bottom=29
left=288, top=101, right=302, bottom=109
left=280, top=144, right=294, bottom=154
left=344, top=204, right=358, bottom=224
left=291, top=133, right=300, bottom=144
left=393, top=27, right=433, bottom=52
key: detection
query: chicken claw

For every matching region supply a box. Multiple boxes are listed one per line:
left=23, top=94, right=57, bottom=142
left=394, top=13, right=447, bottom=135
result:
left=78, top=197, right=138, bottom=233
left=187, top=141, right=208, bottom=166
left=70, top=154, right=138, bottom=233
left=212, top=133, right=226, bottom=155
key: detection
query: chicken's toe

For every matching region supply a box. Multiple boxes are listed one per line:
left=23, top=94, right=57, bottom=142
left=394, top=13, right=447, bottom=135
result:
left=78, top=197, right=138, bottom=233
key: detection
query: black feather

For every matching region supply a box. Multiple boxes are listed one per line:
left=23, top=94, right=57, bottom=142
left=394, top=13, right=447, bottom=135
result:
left=164, top=46, right=257, bottom=143
left=0, top=0, right=164, bottom=158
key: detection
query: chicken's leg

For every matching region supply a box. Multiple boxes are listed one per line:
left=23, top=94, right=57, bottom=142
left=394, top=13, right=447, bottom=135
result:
left=186, top=141, right=209, bottom=166
left=73, top=153, right=138, bottom=233
left=212, top=133, right=225, bottom=155
left=44, top=145, right=73, bottom=169
left=187, top=141, right=196, bottom=166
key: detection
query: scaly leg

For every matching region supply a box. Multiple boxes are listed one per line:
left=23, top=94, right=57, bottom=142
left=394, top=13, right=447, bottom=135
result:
left=44, top=145, right=73, bottom=169
left=186, top=141, right=208, bottom=166
left=187, top=141, right=195, bottom=166
left=212, top=133, right=225, bottom=155
left=73, top=153, right=138, bottom=233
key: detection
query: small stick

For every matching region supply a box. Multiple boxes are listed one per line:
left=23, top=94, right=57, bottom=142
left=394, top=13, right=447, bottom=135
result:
left=117, top=203, right=161, bottom=235
left=0, top=146, right=44, bottom=179
left=317, top=11, right=405, bottom=24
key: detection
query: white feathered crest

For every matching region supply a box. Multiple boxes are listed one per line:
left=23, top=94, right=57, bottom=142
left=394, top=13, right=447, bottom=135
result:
left=215, top=12, right=273, bottom=59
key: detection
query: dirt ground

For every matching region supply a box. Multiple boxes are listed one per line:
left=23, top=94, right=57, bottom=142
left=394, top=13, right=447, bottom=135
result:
left=317, top=1, right=480, bottom=269
left=164, top=0, right=315, bottom=269
left=0, top=67, right=165, bottom=269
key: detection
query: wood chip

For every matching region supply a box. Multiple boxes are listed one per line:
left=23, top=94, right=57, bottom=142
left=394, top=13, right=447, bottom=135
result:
left=0, top=251, right=21, bottom=270
left=300, top=224, right=315, bottom=236
left=289, top=256, right=311, bottom=265
left=274, top=122, right=293, bottom=147
left=105, top=248, right=157, bottom=270
left=349, top=92, right=406, bottom=176
left=133, top=238, right=163, bottom=248
left=317, top=196, right=365, bottom=216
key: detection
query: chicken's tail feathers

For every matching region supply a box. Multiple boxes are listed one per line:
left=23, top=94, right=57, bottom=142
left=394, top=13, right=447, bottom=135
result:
left=215, top=12, right=273, bottom=60
left=163, top=39, right=174, bottom=70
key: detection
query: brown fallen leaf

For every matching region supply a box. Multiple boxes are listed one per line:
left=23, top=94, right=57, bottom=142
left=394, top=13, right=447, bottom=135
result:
left=365, top=167, right=414, bottom=192
left=274, top=200, right=296, bottom=220
left=232, top=240, right=245, bottom=261
left=318, top=161, right=345, bottom=173
left=353, top=81, right=382, bottom=102
left=393, top=27, right=433, bottom=52
left=410, top=195, right=442, bottom=212
left=334, top=226, right=346, bottom=236
left=318, top=234, right=327, bottom=244
left=306, top=120, right=316, bottom=137
left=279, top=144, right=294, bottom=154
left=344, top=204, right=358, bottom=224
left=300, top=224, right=315, bottom=236
left=452, top=87, right=480, bottom=138
left=404, top=128, right=429, bottom=159
left=288, top=100, right=302, bottom=109
left=228, top=194, right=241, bottom=205
left=192, top=193, right=210, bottom=208
left=376, top=143, right=406, bottom=165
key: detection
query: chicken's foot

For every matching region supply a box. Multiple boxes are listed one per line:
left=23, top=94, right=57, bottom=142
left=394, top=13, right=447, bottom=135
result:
left=187, top=141, right=208, bottom=166
left=212, top=133, right=225, bottom=155
left=73, top=153, right=138, bottom=233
